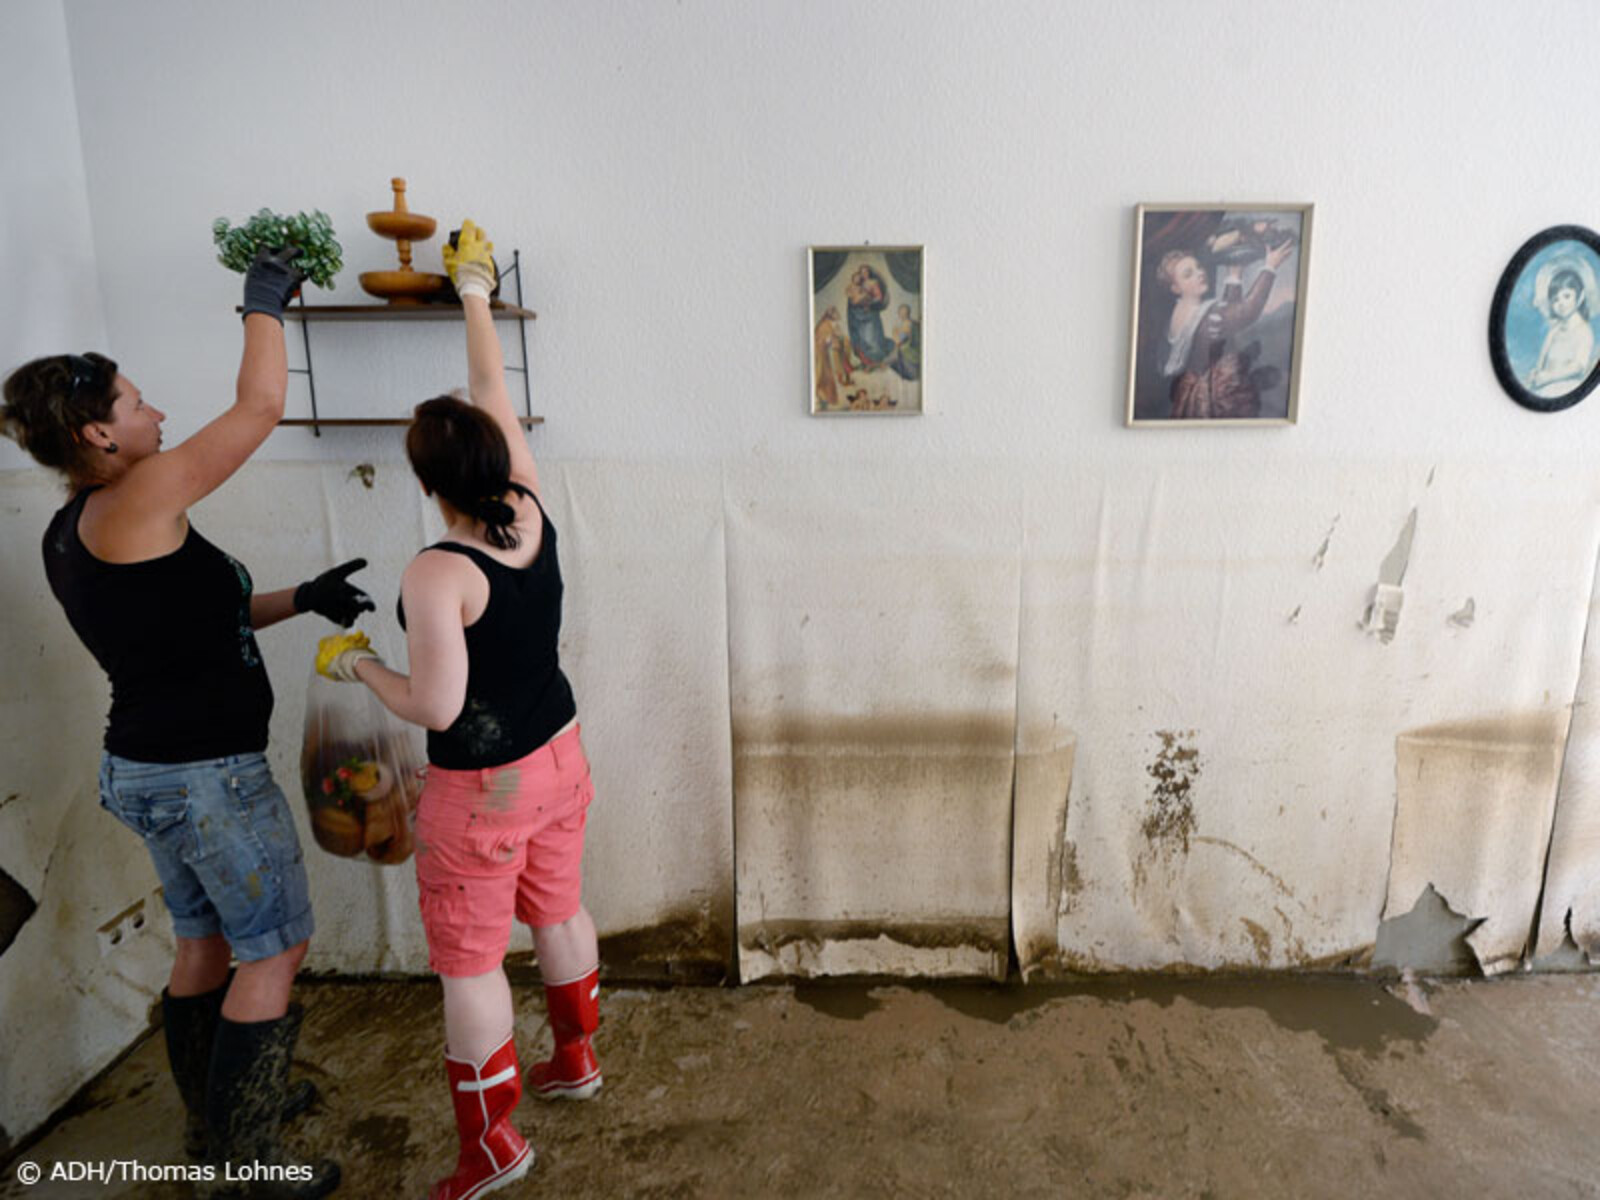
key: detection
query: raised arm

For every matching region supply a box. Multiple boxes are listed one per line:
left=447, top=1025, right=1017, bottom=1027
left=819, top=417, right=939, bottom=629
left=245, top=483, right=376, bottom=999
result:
left=443, top=221, right=539, bottom=493
left=117, top=247, right=304, bottom=518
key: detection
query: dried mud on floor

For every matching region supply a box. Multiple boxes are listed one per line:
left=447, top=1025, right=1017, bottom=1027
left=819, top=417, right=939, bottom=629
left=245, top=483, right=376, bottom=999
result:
left=7, top=974, right=1600, bottom=1198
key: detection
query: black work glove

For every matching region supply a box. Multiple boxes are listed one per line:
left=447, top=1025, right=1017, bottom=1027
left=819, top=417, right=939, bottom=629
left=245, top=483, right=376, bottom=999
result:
left=241, top=245, right=306, bottom=323
left=294, top=558, right=376, bottom=627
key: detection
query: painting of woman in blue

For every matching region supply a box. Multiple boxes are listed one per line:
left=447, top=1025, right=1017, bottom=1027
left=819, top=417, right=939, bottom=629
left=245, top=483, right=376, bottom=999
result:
left=845, top=265, right=896, bottom=368
left=810, top=248, right=923, bottom=414
left=1513, top=250, right=1600, bottom=400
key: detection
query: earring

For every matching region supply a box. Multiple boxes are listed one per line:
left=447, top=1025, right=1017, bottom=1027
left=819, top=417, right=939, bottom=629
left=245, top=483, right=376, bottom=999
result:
left=104, top=441, right=118, bottom=454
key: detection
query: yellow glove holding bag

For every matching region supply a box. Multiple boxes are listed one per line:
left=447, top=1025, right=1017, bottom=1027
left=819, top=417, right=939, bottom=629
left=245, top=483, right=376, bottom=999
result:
left=316, top=631, right=380, bottom=682
left=442, top=219, right=497, bottom=301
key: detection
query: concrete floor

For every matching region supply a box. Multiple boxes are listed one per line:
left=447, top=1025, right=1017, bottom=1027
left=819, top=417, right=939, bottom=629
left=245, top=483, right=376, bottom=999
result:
left=4, top=973, right=1600, bottom=1198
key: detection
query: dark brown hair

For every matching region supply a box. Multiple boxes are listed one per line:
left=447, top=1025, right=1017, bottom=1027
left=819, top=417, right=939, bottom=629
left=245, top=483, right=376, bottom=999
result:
left=405, top=396, right=521, bottom=550
left=1, top=353, right=120, bottom=486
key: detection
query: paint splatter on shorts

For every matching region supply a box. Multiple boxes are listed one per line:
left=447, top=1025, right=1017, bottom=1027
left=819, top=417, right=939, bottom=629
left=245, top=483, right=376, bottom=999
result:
left=98, top=752, right=314, bottom=961
left=414, top=722, right=594, bottom=977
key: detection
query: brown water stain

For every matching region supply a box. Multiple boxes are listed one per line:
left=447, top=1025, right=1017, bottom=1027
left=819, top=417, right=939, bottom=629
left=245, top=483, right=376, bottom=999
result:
left=732, top=710, right=1014, bottom=754
left=517, top=904, right=737, bottom=984
left=1241, top=919, right=1272, bottom=964
left=1060, top=841, right=1083, bottom=898
left=769, top=974, right=1438, bottom=1061
left=740, top=918, right=1009, bottom=964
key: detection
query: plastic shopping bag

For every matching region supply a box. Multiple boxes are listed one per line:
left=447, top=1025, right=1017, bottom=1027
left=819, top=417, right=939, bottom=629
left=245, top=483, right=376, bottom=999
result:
left=299, top=669, right=425, bottom=864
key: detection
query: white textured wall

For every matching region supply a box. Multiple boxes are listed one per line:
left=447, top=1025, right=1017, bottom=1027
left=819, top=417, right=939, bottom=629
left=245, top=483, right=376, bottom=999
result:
left=7, top=0, right=1600, bottom=1143
left=0, top=0, right=105, bottom=465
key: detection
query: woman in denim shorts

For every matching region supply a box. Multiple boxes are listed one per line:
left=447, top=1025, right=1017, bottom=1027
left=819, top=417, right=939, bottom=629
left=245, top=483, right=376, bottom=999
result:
left=318, top=221, right=603, bottom=1200
left=2, top=250, right=371, bottom=1198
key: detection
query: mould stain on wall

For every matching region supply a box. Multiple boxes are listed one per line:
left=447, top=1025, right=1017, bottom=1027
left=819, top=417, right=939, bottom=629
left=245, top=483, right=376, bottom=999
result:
left=1142, top=730, right=1201, bottom=853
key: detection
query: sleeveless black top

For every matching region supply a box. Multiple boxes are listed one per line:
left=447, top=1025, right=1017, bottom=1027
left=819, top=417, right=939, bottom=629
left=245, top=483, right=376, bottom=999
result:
left=398, top=486, right=577, bottom=769
left=43, top=488, right=274, bottom=763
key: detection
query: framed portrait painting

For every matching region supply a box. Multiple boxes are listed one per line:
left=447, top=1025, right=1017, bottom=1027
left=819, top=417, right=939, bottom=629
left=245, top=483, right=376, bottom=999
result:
left=809, top=246, right=923, bottom=415
left=1488, top=225, right=1600, bottom=413
left=1126, top=203, right=1313, bottom=427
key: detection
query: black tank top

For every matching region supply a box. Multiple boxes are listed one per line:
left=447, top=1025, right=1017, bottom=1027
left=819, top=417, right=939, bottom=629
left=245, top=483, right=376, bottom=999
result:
left=43, top=488, right=274, bottom=763
left=398, top=487, right=577, bottom=769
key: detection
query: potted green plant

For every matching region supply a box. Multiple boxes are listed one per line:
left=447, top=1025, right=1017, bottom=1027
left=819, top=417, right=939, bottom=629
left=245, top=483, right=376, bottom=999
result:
left=213, top=208, right=343, bottom=289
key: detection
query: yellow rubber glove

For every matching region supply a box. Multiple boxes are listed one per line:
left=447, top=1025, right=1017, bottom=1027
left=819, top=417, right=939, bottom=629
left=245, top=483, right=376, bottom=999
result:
left=316, top=631, right=380, bottom=682
left=442, top=219, right=497, bottom=301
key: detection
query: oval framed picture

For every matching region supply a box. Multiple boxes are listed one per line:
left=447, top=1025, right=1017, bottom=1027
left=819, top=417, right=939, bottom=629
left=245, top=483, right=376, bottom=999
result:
left=1489, top=224, right=1600, bottom=413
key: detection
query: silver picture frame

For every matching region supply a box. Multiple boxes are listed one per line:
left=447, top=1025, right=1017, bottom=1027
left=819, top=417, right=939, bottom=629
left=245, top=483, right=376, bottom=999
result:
left=1126, top=203, right=1313, bottom=427
left=809, top=245, right=924, bottom=416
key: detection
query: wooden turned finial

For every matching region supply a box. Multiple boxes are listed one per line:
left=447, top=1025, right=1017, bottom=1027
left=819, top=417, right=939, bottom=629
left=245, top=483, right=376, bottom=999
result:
left=392, top=178, right=412, bottom=270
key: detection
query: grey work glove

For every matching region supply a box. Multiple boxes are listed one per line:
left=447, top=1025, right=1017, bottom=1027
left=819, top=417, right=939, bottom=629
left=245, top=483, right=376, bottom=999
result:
left=241, top=245, right=306, bottom=323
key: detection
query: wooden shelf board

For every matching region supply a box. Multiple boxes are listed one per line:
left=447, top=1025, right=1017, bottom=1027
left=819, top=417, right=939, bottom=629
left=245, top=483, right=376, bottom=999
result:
left=279, top=416, right=544, bottom=427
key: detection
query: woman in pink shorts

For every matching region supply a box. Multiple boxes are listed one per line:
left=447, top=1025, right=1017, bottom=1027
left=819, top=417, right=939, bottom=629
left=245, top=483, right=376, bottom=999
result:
left=317, top=221, right=600, bottom=1200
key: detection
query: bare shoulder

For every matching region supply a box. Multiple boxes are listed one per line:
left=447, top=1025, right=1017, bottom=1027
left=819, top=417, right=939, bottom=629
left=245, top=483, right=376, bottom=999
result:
left=402, top=547, right=480, bottom=601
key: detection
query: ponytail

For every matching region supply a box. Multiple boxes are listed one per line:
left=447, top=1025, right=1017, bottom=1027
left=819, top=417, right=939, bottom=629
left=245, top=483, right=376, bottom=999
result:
left=474, top=494, right=519, bottom=549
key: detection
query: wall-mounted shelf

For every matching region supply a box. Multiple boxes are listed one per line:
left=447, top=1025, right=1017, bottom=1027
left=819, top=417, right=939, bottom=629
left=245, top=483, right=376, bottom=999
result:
left=242, top=249, right=541, bottom=436
left=278, top=416, right=543, bottom=427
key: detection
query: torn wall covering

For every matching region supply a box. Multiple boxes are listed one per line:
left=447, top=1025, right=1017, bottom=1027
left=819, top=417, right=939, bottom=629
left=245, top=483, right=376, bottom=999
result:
left=1533, top=543, right=1600, bottom=963
left=1016, top=462, right=1598, bottom=974
left=1375, top=469, right=1600, bottom=975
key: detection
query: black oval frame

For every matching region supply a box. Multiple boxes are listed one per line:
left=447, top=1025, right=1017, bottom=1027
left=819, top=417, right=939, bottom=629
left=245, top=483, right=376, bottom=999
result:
left=1488, top=224, right=1600, bottom=413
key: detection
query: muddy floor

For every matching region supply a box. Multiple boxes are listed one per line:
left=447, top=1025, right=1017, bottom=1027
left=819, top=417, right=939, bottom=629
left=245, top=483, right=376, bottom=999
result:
left=5, top=973, right=1600, bottom=1198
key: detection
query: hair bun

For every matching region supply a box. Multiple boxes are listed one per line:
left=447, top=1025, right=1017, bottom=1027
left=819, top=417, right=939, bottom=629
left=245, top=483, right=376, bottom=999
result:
left=476, top=496, right=516, bottom=527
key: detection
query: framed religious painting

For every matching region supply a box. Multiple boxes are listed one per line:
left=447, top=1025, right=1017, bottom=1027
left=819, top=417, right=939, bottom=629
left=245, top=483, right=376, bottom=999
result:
left=1488, top=225, right=1600, bottom=413
left=809, top=246, right=924, bottom=415
left=1126, top=203, right=1313, bottom=427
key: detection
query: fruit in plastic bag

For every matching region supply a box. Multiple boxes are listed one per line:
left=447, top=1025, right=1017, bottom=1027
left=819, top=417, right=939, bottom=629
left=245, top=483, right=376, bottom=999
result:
left=300, top=667, right=424, bottom=863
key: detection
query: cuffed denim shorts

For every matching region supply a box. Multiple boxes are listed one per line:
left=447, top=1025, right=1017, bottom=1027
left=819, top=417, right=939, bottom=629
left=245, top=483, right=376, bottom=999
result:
left=98, top=751, right=314, bottom=962
left=415, top=723, right=593, bottom=977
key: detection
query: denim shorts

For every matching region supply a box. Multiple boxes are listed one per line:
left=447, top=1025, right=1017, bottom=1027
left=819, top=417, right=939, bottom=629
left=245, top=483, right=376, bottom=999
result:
left=98, top=751, right=314, bottom=962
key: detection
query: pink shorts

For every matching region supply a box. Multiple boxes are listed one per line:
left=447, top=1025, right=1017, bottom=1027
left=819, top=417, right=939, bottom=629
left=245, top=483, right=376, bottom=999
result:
left=414, top=723, right=593, bottom=977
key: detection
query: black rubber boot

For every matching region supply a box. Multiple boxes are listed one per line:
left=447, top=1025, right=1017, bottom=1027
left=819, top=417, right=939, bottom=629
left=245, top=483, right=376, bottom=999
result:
left=199, top=1011, right=340, bottom=1198
left=163, top=987, right=319, bottom=1159
left=163, top=984, right=226, bottom=1159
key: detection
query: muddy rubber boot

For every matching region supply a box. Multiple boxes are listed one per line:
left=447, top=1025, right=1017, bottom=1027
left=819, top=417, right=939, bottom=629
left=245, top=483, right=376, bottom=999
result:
left=528, top=967, right=601, bottom=1100
left=199, top=1012, right=340, bottom=1198
left=431, top=1034, right=533, bottom=1200
left=163, top=984, right=226, bottom=1159
left=165, top=987, right=319, bottom=1159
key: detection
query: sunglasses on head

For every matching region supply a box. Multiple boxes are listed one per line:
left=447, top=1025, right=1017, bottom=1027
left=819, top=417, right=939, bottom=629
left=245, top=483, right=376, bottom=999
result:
left=64, top=354, right=102, bottom=398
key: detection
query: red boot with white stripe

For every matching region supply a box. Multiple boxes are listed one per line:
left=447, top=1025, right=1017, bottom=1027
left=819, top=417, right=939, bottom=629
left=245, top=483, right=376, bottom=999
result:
left=529, top=967, right=602, bottom=1100
left=431, top=1034, right=534, bottom=1200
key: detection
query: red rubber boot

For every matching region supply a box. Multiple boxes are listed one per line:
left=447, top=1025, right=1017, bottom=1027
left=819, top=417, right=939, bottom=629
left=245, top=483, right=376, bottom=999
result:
left=528, top=968, right=602, bottom=1100
left=430, top=1034, right=534, bottom=1200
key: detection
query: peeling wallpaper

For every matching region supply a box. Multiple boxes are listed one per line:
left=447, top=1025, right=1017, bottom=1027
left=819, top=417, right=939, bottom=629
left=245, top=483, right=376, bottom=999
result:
left=8, top=0, right=1600, bottom=1148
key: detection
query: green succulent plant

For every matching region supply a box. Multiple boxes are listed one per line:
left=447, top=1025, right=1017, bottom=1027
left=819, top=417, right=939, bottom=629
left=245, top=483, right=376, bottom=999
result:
left=213, top=208, right=343, bottom=289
